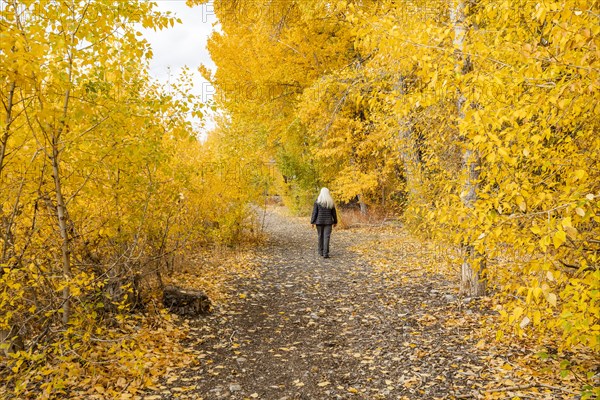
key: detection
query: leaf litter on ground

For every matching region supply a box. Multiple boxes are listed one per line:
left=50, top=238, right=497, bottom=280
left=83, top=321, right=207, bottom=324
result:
left=136, top=207, right=593, bottom=399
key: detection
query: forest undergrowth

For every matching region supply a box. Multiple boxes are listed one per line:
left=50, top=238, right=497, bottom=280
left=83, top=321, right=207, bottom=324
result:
left=0, top=246, right=261, bottom=399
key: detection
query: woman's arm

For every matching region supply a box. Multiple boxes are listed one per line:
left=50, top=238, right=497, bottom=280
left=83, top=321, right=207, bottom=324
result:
left=310, top=202, right=318, bottom=225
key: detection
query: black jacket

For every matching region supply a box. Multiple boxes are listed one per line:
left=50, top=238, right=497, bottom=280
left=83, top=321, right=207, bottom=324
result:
left=311, top=202, right=337, bottom=225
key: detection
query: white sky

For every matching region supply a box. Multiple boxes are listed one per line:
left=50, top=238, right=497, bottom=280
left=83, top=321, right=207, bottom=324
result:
left=141, top=0, right=219, bottom=137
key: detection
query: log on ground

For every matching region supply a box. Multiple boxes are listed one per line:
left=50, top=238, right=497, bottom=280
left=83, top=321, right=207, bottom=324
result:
left=162, top=285, right=211, bottom=316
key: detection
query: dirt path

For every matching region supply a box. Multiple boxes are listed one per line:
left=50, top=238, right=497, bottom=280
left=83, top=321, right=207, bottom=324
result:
left=150, top=207, right=489, bottom=399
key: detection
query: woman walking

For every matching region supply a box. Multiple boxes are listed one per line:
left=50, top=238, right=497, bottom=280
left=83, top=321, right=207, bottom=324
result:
left=310, top=187, right=338, bottom=258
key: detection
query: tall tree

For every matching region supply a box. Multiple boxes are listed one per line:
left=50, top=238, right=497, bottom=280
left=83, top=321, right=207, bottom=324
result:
left=451, top=0, right=486, bottom=296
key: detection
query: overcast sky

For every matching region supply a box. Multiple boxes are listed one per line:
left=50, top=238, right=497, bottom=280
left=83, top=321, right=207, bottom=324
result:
left=141, top=0, right=218, bottom=136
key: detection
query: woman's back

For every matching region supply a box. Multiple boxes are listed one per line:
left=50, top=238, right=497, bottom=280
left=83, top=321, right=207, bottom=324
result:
left=312, top=202, right=337, bottom=225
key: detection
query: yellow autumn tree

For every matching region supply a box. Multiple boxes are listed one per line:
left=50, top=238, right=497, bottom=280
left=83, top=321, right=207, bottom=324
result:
left=340, top=0, right=599, bottom=353
left=197, top=0, right=599, bottom=372
left=1, top=1, right=268, bottom=396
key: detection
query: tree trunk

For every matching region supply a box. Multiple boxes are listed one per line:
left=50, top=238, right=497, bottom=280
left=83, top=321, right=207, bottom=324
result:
left=452, top=0, right=486, bottom=297
left=396, top=76, right=424, bottom=203
left=1, top=179, right=25, bottom=267
left=51, top=137, right=73, bottom=324
left=399, top=124, right=424, bottom=202
left=461, top=245, right=486, bottom=296
left=0, top=80, right=25, bottom=345
left=0, top=80, right=16, bottom=176
left=357, top=194, right=367, bottom=215
left=50, top=68, right=73, bottom=323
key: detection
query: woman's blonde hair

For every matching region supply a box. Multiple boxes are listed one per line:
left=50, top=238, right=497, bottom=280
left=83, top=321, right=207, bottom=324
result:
left=317, top=187, right=335, bottom=209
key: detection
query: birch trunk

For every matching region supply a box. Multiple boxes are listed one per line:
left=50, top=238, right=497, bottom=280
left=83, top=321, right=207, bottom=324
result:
left=51, top=58, right=73, bottom=324
left=452, top=0, right=486, bottom=297
left=51, top=132, right=72, bottom=324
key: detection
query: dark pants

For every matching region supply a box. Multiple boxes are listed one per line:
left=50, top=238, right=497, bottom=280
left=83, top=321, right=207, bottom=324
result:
left=316, top=224, right=332, bottom=257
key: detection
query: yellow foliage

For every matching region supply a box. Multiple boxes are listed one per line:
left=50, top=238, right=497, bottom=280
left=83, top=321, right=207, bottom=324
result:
left=1, top=1, right=267, bottom=397
left=205, top=0, right=599, bottom=381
